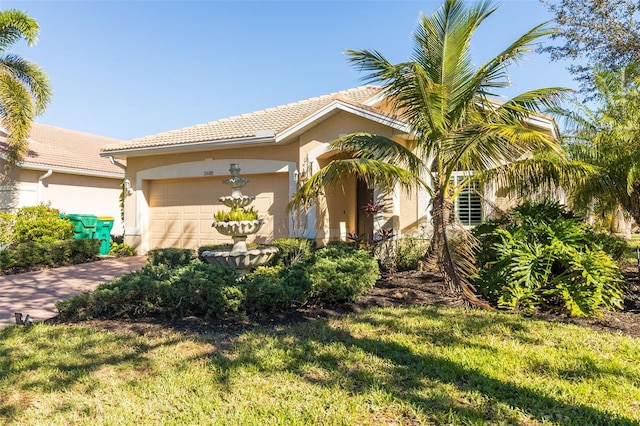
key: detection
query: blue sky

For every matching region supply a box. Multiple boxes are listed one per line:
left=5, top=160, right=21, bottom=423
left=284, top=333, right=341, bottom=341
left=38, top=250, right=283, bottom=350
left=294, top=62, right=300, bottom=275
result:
left=2, top=0, right=576, bottom=141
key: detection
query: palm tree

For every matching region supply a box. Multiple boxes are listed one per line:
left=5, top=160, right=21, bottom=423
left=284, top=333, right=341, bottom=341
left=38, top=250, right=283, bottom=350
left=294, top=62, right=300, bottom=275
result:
left=0, top=9, right=52, bottom=165
left=289, top=0, right=573, bottom=307
left=552, top=63, right=640, bottom=236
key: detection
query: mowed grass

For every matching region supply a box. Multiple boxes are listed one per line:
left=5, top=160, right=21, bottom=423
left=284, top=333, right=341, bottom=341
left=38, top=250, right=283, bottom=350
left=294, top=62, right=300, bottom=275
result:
left=1, top=306, right=639, bottom=425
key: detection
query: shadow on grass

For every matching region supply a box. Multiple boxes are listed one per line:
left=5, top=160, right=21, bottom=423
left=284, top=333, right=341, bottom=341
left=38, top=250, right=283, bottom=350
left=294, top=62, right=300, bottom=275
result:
left=209, top=306, right=637, bottom=425
left=0, top=323, right=179, bottom=419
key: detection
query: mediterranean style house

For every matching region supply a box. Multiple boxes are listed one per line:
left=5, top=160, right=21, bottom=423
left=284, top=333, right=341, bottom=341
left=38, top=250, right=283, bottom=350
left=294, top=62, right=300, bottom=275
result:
left=100, top=86, right=559, bottom=253
left=1, top=123, right=125, bottom=232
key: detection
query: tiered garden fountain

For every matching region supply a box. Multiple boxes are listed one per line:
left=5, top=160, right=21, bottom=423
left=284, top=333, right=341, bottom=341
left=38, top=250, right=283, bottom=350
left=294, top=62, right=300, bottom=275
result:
left=201, top=163, right=278, bottom=275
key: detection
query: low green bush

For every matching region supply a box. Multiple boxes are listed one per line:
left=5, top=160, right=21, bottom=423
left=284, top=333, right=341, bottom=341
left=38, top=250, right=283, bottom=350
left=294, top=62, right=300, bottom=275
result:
left=109, top=241, right=137, bottom=257
left=473, top=200, right=624, bottom=318
left=392, top=236, right=429, bottom=271
left=0, top=213, right=13, bottom=246
left=12, top=205, right=74, bottom=243
left=295, top=244, right=380, bottom=305
left=147, top=248, right=193, bottom=267
left=267, top=237, right=316, bottom=267
left=0, top=239, right=100, bottom=273
left=240, top=266, right=310, bottom=314
left=56, top=262, right=241, bottom=320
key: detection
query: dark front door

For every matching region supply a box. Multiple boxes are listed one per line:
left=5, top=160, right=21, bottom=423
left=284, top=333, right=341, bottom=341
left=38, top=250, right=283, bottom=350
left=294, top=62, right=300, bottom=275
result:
left=356, top=179, right=374, bottom=243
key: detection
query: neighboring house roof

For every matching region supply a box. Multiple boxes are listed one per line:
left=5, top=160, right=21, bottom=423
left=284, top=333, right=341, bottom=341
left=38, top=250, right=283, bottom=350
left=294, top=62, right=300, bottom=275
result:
left=0, top=122, right=124, bottom=178
left=101, top=86, right=409, bottom=157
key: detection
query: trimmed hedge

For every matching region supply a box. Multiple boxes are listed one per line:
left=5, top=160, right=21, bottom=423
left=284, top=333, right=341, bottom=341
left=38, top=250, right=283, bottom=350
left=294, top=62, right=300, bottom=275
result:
left=0, top=239, right=100, bottom=273
left=148, top=248, right=194, bottom=267
left=58, top=242, right=381, bottom=321
left=56, top=262, right=241, bottom=321
left=240, top=265, right=310, bottom=314
left=299, top=243, right=380, bottom=305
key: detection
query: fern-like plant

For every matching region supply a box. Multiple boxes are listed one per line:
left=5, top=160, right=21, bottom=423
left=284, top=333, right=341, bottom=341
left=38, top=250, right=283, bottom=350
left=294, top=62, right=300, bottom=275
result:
left=473, top=200, right=625, bottom=317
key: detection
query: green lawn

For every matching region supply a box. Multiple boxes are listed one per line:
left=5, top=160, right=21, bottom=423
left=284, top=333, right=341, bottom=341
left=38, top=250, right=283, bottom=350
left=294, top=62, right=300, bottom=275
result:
left=1, top=306, right=638, bottom=425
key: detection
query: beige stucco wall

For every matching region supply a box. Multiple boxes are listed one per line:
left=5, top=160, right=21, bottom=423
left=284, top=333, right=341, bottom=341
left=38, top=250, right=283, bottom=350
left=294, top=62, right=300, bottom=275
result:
left=0, top=161, right=20, bottom=212
left=23, top=170, right=124, bottom=234
left=0, top=160, right=123, bottom=234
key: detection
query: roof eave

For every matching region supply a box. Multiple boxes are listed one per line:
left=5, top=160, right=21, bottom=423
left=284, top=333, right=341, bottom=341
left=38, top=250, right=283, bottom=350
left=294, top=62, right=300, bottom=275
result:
left=276, top=100, right=413, bottom=143
left=17, top=161, right=124, bottom=179
left=100, top=135, right=278, bottom=158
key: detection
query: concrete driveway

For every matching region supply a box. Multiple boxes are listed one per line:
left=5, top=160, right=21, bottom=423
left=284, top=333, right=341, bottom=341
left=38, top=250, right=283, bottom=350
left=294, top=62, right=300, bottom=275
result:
left=0, top=256, right=147, bottom=327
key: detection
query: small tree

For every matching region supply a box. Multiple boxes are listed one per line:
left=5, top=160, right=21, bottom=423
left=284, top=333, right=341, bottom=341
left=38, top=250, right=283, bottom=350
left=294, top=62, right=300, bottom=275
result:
left=541, top=0, right=640, bottom=96
left=289, top=0, right=573, bottom=308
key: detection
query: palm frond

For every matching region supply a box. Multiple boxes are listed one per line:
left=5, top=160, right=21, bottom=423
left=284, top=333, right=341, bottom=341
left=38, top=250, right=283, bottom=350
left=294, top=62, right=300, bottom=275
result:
left=287, top=158, right=424, bottom=211
left=0, top=10, right=40, bottom=53
left=0, top=55, right=51, bottom=113
left=327, top=133, right=426, bottom=175
left=0, top=72, right=33, bottom=163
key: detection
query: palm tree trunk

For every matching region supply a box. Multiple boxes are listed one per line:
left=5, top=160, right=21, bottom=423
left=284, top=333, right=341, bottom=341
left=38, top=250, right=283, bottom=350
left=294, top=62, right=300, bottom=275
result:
left=427, top=188, right=494, bottom=310
left=610, top=203, right=632, bottom=239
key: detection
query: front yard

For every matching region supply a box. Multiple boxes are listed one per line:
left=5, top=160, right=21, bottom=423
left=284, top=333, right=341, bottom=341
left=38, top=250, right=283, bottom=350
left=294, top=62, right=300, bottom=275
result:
left=1, top=302, right=638, bottom=425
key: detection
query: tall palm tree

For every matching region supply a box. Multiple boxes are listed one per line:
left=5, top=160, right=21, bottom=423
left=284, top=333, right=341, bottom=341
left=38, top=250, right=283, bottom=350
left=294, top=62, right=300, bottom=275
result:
left=552, top=63, right=640, bottom=235
left=289, top=0, right=573, bottom=307
left=0, top=9, right=52, bottom=165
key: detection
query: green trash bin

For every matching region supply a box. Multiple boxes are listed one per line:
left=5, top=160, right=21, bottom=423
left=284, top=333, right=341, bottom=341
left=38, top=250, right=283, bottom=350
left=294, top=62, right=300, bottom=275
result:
left=63, top=214, right=99, bottom=240
left=95, top=216, right=115, bottom=255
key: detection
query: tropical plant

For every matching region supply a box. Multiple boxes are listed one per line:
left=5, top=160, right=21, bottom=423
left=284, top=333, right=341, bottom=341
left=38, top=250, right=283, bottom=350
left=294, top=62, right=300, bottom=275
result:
left=0, top=9, right=52, bottom=164
left=473, top=200, right=625, bottom=317
left=550, top=63, right=640, bottom=235
left=214, top=207, right=258, bottom=222
left=289, top=0, right=573, bottom=307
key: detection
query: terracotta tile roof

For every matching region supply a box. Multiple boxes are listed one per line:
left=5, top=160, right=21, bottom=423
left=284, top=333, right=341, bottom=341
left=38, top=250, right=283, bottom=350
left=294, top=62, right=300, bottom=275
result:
left=102, top=86, right=386, bottom=153
left=0, top=122, right=124, bottom=176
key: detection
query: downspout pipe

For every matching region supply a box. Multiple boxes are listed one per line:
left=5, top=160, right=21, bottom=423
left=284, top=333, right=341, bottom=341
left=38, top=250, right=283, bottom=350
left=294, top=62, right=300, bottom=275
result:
left=37, top=169, right=53, bottom=204
left=109, top=156, right=127, bottom=171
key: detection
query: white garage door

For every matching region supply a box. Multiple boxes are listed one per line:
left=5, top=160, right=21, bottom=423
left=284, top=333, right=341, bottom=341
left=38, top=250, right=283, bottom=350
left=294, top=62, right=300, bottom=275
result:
left=148, top=173, right=289, bottom=250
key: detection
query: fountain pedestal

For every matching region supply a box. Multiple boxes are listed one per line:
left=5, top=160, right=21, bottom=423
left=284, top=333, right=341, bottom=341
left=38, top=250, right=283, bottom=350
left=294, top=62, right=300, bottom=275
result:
left=201, top=164, right=278, bottom=275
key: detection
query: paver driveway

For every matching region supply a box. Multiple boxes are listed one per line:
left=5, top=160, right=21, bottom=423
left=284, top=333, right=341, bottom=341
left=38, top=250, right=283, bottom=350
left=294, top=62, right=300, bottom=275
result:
left=0, top=256, right=147, bottom=327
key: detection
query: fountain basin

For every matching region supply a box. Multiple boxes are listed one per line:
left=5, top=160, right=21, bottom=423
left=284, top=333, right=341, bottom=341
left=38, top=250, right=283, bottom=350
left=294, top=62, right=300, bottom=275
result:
left=212, top=219, right=264, bottom=236
left=219, top=195, right=255, bottom=209
left=201, top=246, right=278, bottom=274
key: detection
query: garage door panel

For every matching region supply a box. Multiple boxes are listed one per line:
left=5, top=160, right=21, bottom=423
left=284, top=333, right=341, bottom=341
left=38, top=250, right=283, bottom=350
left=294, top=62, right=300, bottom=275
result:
left=149, top=174, right=288, bottom=250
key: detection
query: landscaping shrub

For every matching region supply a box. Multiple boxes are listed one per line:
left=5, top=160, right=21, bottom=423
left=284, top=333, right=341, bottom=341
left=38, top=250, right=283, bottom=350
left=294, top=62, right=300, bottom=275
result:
left=12, top=205, right=74, bottom=243
left=167, top=262, right=242, bottom=318
left=57, top=236, right=380, bottom=320
left=109, top=241, right=137, bottom=257
left=267, top=237, right=316, bottom=267
left=147, top=248, right=193, bottom=267
left=584, top=229, right=628, bottom=261
left=293, top=244, right=380, bottom=305
left=392, top=236, right=429, bottom=271
left=473, top=200, right=625, bottom=317
left=0, top=213, right=13, bottom=247
left=56, top=262, right=241, bottom=320
left=0, top=239, right=100, bottom=273
left=239, top=265, right=310, bottom=314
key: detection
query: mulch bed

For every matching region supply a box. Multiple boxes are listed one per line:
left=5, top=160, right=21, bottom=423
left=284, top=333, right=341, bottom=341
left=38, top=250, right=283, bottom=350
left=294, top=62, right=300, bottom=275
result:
left=63, top=263, right=640, bottom=341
